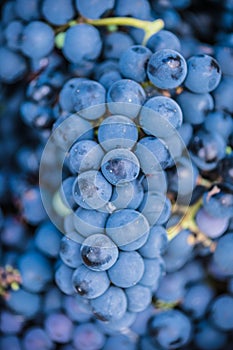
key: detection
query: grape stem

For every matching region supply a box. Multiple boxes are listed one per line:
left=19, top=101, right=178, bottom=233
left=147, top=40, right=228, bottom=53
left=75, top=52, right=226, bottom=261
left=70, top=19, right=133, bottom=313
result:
left=167, top=199, right=216, bottom=251
left=55, top=17, right=164, bottom=46
left=85, top=17, right=164, bottom=44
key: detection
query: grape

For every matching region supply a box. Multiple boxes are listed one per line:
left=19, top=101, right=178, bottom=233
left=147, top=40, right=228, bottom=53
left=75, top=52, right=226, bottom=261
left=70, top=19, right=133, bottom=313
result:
left=0, top=310, right=25, bottom=334
left=147, top=49, right=187, bottom=89
left=75, top=0, right=115, bottom=19
left=139, top=258, right=165, bottom=290
left=22, top=327, right=54, bottom=350
left=55, top=263, right=75, bottom=295
left=42, top=0, right=75, bottom=25
left=119, top=45, right=152, bottom=82
left=101, top=148, right=140, bottom=185
left=62, top=24, right=102, bottom=64
left=0, top=47, right=27, bottom=83
left=6, top=289, right=41, bottom=319
left=90, top=286, right=127, bottom=321
left=184, top=54, right=221, bottom=93
left=68, top=140, right=104, bottom=174
left=194, top=321, right=228, bottom=350
left=210, top=294, right=233, bottom=331
left=140, top=96, right=183, bottom=138
left=103, top=32, right=134, bottom=60
left=146, top=29, right=181, bottom=52
left=63, top=295, right=92, bottom=323
left=80, top=234, right=119, bottom=271
left=15, top=0, right=40, bottom=21
left=108, top=251, right=144, bottom=288
left=72, top=323, right=106, bottom=350
left=45, top=312, right=74, bottom=344
left=73, top=170, right=112, bottom=210
left=103, top=334, right=137, bottom=350
left=72, top=264, right=110, bottom=298
left=110, top=179, right=144, bottom=210
left=213, top=233, right=233, bottom=275
left=97, top=115, right=138, bottom=151
left=105, top=209, right=149, bottom=249
left=21, top=21, right=54, bottom=59
left=107, top=79, right=146, bottom=118
left=139, top=225, right=168, bottom=258
left=148, top=309, right=192, bottom=349
left=125, top=285, right=152, bottom=312
left=59, top=236, right=82, bottom=268
left=115, top=0, right=151, bottom=19
left=73, top=208, right=108, bottom=236
left=35, top=221, right=62, bottom=258
left=18, top=250, right=53, bottom=293
left=0, top=336, right=21, bottom=350
left=196, top=208, right=229, bottom=238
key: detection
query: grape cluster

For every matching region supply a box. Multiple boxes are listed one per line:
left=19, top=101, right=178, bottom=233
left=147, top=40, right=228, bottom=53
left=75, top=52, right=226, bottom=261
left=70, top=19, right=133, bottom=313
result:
left=1, top=0, right=233, bottom=349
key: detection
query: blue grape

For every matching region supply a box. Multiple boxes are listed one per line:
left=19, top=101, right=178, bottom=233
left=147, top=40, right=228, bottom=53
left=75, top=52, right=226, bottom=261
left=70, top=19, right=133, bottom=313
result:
left=147, top=49, right=187, bottom=89
left=55, top=263, right=75, bottom=295
left=6, top=288, right=41, bottom=319
left=0, top=310, right=25, bottom=334
left=73, top=170, right=112, bottom=210
left=103, top=334, right=137, bottom=350
left=181, top=282, right=215, bottom=320
left=4, top=20, right=24, bottom=51
left=0, top=336, right=21, bottom=350
left=101, top=148, right=140, bottom=185
left=72, top=264, right=110, bottom=298
left=45, top=312, right=74, bottom=344
left=90, top=286, right=127, bottom=321
left=60, top=176, right=77, bottom=210
left=0, top=47, right=27, bottom=83
left=214, top=233, right=233, bottom=275
left=146, top=30, right=181, bottom=52
left=155, top=270, right=186, bottom=303
left=22, top=327, right=54, bottom=350
left=184, top=54, right=221, bottom=93
left=59, top=236, right=83, bottom=268
left=163, top=229, right=194, bottom=272
left=99, top=70, right=122, bottom=90
left=75, top=0, right=114, bottom=19
left=125, top=285, right=152, bottom=312
left=73, top=208, right=108, bottom=236
left=105, top=209, right=149, bottom=249
left=176, top=90, right=214, bottom=125
left=204, top=111, right=233, bottom=140
left=134, top=136, right=173, bottom=174
left=140, top=96, right=183, bottom=138
left=139, top=225, right=168, bottom=258
left=107, top=79, right=146, bottom=118
left=43, top=287, right=63, bottom=314
left=68, top=140, right=104, bottom=174
left=202, top=183, right=233, bottom=219
left=194, top=320, right=228, bottom=350
left=189, top=129, right=226, bottom=171
left=119, top=45, right=152, bottom=82
left=210, top=294, right=233, bottom=331
left=35, top=221, right=62, bottom=258
left=62, top=24, right=102, bottom=64
left=115, top=0, right=151, bottom=19
left=98, top=312, right=137, bottom=333
left=42, top=0, right=75, bottom=25
left=59, top=77, right=89, bottom=112
left=196, top=208, right=229, bottom=239
left=139, top=191, right=171, bottom=226
left=148, top=309, right=192, bottom=349
left=63, top=294, right=92, bottom=323
left=21, top=21, right=54, bottom=59
left=110, top=179, right=144, bottom=210
left=72, top=323, right=106, bottom=350
left=71, top=80, right=106, bottom=120
left=18, top=250, right=53, bottom=293
left=81, top=233, right=119, bottom=271
left=139, top=258, right=165, bottom=291
left=108, top=251, right=144, bottom=288
left=98, top=115, right=138, bottom=151
left=15, top=0, right=40, bottom=21
left=103, top=32, right=134, bottom=60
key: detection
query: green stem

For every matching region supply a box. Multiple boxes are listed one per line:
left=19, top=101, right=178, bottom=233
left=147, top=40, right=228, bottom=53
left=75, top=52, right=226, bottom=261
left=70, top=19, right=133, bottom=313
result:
left=86, top=17, right=164, bottom=45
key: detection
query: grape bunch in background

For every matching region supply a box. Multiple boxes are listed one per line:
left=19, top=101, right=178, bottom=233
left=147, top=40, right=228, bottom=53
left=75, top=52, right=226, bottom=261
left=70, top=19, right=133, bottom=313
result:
left=1, top=0, right=233, bottom=349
